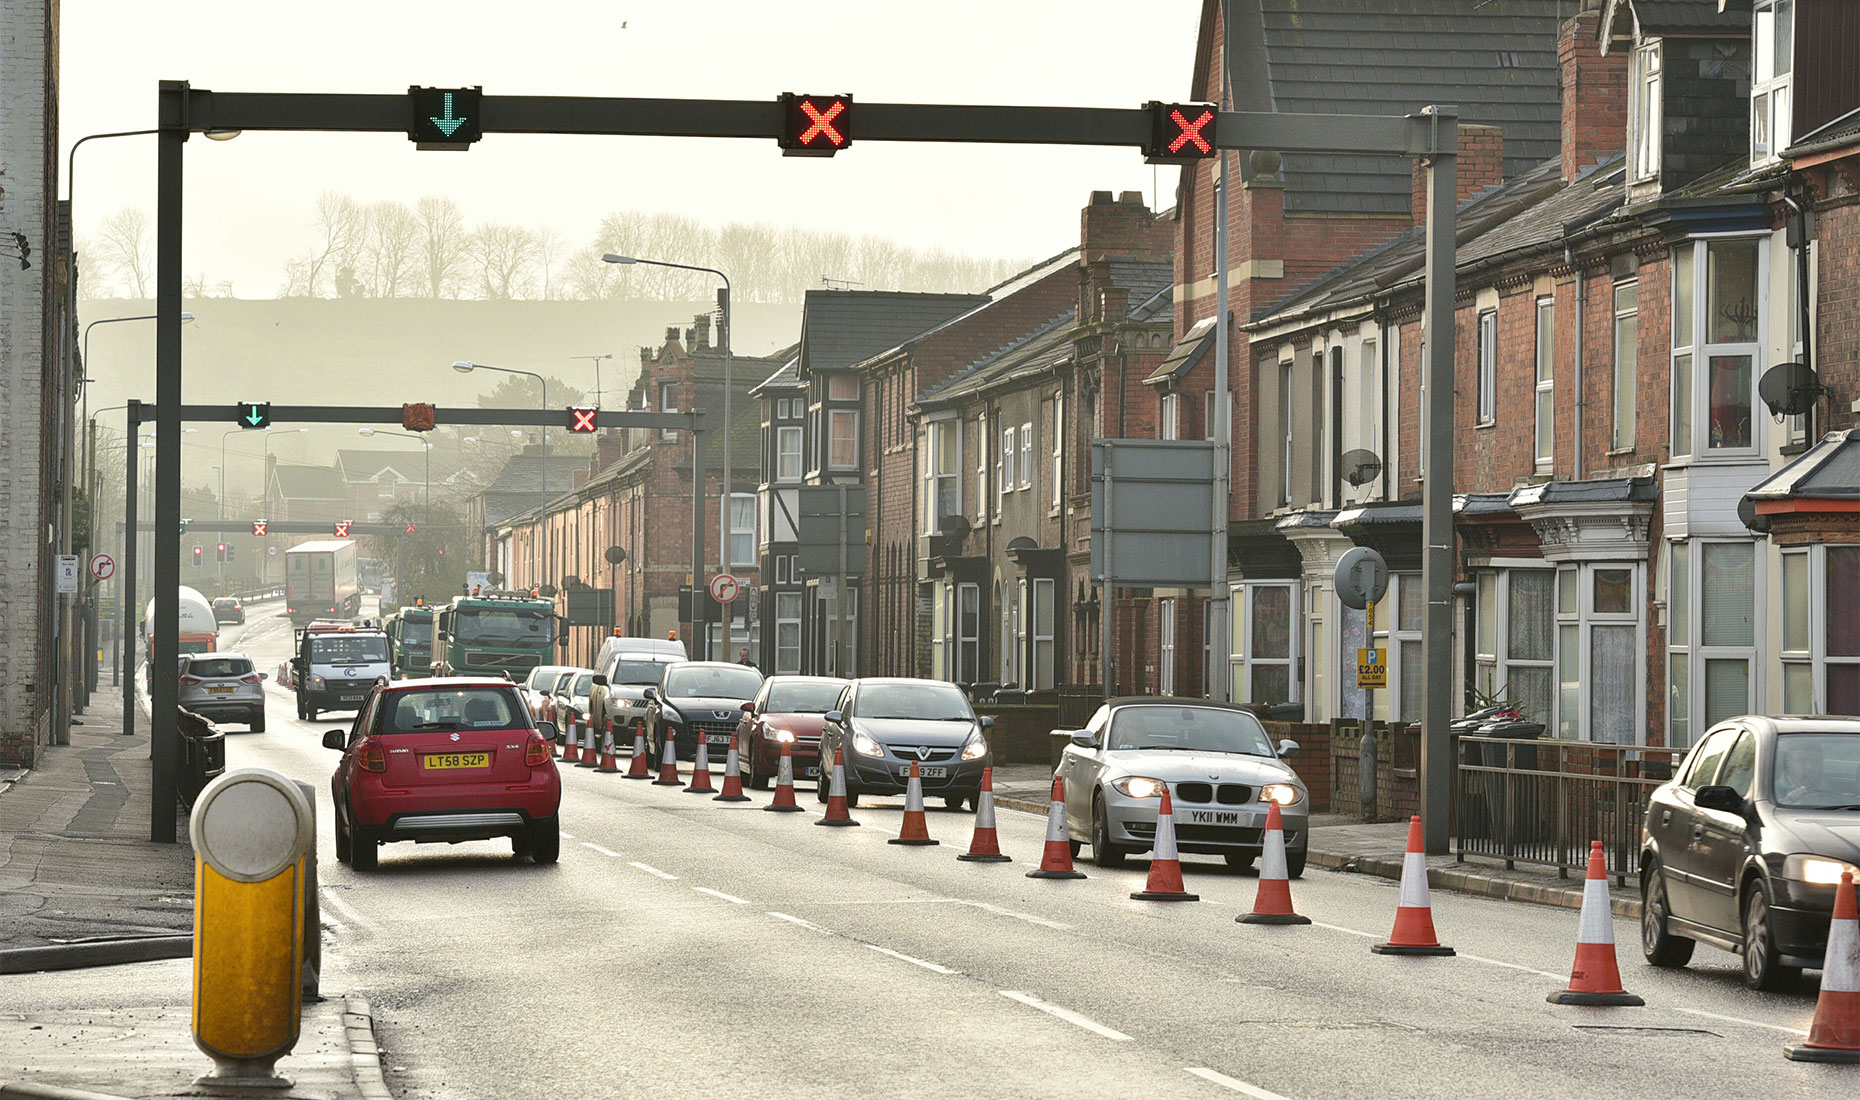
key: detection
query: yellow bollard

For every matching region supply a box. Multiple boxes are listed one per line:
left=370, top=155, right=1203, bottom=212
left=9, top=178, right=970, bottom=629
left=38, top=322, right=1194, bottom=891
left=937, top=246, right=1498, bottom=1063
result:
left=189, top=768, right=315, bottom=1089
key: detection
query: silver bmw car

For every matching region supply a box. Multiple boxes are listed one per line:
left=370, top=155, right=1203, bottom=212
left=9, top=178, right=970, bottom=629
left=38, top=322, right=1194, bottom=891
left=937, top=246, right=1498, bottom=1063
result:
left=1054, top=698, right=1308, bottom=874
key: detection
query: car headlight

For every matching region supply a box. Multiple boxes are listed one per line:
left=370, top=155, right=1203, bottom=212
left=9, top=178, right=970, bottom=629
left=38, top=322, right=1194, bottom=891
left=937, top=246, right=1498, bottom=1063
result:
left=852, top=730, right=884, bottom=757
left=960, top=730, right=988, bottom=760
left=1260, top=783, right=1303, bottom=806
left=1112, top=776, right=1168, bottom=799
left=310, top=675, right=327, bottom=689
left=769, top=727, right=797, bottom=744
left=1789, top=855, right=1856, bottom=885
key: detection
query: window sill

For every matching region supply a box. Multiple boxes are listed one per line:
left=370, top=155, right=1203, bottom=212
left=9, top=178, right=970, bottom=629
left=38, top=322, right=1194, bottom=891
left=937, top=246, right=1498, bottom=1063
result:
left=1605, top=447, right=1635, bottom=457
left=1475, top=419, right=1496, bottom=430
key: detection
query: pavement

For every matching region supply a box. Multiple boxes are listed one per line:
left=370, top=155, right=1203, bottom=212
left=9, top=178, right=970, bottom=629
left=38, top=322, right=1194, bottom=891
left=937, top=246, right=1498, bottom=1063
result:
left=0, top=603, right=392, bottom=1100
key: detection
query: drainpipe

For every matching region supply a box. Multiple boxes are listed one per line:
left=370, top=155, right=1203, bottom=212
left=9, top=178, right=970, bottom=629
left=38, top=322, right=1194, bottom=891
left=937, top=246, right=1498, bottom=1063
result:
left=1781, top=192, right=1817, bottom=441
left=1378, top=310, right=1392, bottom=499
left=1565, top=245, right=1584, bottom=481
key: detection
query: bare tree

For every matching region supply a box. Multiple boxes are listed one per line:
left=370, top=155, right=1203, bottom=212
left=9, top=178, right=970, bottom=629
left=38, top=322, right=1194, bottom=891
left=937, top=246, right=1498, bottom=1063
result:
left=414, top=195, right=470, bottom=298
left=284, top=190, right=364, bottom=298
left=91, top=207, right=154, bottom=298
left=361, top=200, right=420, bottom=298
left=534, top=227, right=568, bottom=300
left=466, top=222, right=541, bottom=299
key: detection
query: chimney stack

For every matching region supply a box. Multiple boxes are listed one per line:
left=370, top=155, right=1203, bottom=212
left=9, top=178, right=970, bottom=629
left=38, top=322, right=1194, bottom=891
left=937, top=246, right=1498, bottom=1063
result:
left=693, top=314, right=711, bottom=350
left=1559, top=9, right=1628, bottom=182
left=1081, top=189, right=1171, bottom=262
left=1412, top=124, right=1505, bottom=222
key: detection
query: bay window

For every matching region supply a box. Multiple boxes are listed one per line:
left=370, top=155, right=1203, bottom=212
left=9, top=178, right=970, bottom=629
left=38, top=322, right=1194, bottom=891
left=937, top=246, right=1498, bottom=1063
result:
left=776, top=425, right=802, bottom=482
left=1472, top=566, right=1556, bottom=727
left=1668, top=539, right=1759, bottom=744
left=1233, top=582, right=1296, bottom=705
left=774, top=592, right=802, bottom=674
left=1671, top=239, right=1763, bottom=460
left=1558, top=562, right=1646, bottom=743
left=729, top=494, right=756, bottom=567
left=1779, top=545, right=1860, bottom=716
left=1752, top=0, right=1794, bottom=162
left=957, top=582, right=979, bottom=684
left=925, top=419, right=960, bottom=527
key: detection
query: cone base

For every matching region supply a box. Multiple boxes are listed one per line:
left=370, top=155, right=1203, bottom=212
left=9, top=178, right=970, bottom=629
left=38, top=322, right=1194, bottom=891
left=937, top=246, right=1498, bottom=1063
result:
left=1371, top=942, right=1456, bottom=956
left=764, top=803, right=806, bottom=813
left=815, top=818, right=862, bottom=827
left=1131, top=890, right=1200, bottom=902
left=712, top=793, right=752, bottom=802
left=575, top=761, right=601, bottom=769
left=683, top=785, right=717, bottom=793
left=1026, top=869, right=1087, bottom=879
left=596, top=768, right=619, bottom=775
left=651, top=779, right=683, bottom=786
left=1785, top=1042, right=1860, bottom=1063
left=889, top=838, right=941, bottom=846
left=958, top=853, right=1013, bottom=863
left=1547, top=989, right=1643, bottom=1006
left=623, top=774, right=653, bottom=780
left=1240, top=912, right=1312, bottom=925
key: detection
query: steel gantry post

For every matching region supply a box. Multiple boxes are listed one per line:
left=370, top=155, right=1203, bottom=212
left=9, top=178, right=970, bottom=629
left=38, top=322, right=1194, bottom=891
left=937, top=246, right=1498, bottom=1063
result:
left=1418, top=106, right=1459, bottom=855
left=151, top=84, right=186, bottom=841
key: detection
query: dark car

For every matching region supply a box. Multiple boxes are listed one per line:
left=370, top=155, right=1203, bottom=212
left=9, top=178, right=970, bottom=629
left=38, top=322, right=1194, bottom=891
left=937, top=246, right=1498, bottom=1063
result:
left=643, top=662, right=765, bottom=762
left=1640, top=716, right=1860, bottom=990
left=735, top=675, right=848, bottom=789
left=211, top=596, right=245, bottom=625
left=816, top=678, right=993, bottom=811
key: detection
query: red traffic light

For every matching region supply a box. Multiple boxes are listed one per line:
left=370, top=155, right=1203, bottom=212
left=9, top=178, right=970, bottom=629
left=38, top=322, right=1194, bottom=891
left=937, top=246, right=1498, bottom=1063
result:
left=406, top=521, right=417, bottom=534
left=192, top=545, right=202, bottom=561
left=217, top=542, right=227, bottom=552
left=568, top=407, right=598, bottom=433
left=252, top=520, right=267, bottom=536
left=780, top=93, right=852, bottom=156
left=334, top=520, right=353, bottom=537
left=1144, top=101, right=1218, bottom=163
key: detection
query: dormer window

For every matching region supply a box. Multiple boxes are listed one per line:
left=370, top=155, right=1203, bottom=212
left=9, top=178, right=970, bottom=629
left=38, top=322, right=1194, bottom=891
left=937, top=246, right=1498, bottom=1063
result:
left=1630, top=41, right=1662, bottom=182
left=1752, top=0, right=1795, bottom=162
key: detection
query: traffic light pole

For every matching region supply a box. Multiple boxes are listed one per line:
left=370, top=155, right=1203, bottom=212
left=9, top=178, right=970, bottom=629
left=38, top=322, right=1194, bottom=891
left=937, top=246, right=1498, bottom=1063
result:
left=122, top=400, right=140, bottom=741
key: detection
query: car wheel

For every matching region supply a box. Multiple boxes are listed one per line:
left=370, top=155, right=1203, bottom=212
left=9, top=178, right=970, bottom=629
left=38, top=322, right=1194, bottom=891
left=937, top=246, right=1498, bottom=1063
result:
left=1223, top=852, right=1255, bottom=872
left=1741, top=879, right=1800, bottom=991
left=1091, top=794, right=1127, bottom=868
left=844, top=790, right=860, bottom=809
left=746, top=746, right=769, bottom=790
left=350, top=826, right=378, bottom=872
left=296, top=699, right=306, bottom=721
left=306, top=705, right=319, bottom=722
left=528, top=817, right=561, bottom=865
left=1285, top=844, right=1306, bottom=880
left=334, top=811, right=352, bottom=866
left=1068, top=840, right=1083, bottom=859
left=251, top=713, right=266, bottom=734
left=1640, top=863, right=1695, bottom=968
left=944, top=794, right=972, bottom=812
left=816, top=770, right=830, bottom=803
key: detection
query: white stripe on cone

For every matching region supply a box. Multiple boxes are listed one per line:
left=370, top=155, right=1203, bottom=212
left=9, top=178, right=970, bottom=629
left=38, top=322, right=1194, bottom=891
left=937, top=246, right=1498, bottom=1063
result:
left=1043, top=791, right=1067, bottom=842
left=1578, top=877, right=1614, bottom=945
left=777, top=752, right=794, bottom=787
left=904, top=768, right=925, bottom=813
left=583, top=721, right=594, bottom=756
left=693, top=739, right=710, bottom=773
left=1397, top=850, right=1431, bottom=908
left=1153, top=799, right=1180, bottom=862
left=723, top=746, right=740, bottom=778
left=602, top=729, right=614, bottom=754
left=1259, top=819, right=1288, bottom=880
left=830, top=755, right=848, bottom=798
left=661, top=738, right=676, bottom=767
left=1827, top=894, right=1860, bottom=995
left=974, top=786, right=997, bottom=831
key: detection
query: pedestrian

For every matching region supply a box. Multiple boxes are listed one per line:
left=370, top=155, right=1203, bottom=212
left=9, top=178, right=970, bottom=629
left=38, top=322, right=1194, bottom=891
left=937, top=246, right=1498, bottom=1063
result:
left=737, top=647, right=757, bottom=671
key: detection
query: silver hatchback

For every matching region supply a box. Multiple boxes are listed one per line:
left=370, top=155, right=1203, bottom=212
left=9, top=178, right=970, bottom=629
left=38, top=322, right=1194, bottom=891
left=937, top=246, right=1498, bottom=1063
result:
left=177, top=652, right=268, bottom=732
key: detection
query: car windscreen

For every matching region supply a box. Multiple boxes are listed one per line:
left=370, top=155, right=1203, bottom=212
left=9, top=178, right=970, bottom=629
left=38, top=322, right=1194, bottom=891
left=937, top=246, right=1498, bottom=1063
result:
left=377, top=687, right=523, bottom=734
left=663, top=665, right=762, bottom=700
left=213, top=599, right=237, bottom=608
left=309, top=635, right=389, bottom=665
left=1107, top=706, right=1275, bottom=756
left=767, top=681, right=847, bottom=714
left=526, top=667, right=564, bottom=690
left=187, top=657, right=252, bottom=678
left=856, top=683, right=973, bottom=722
left=455, top=607, right=556, bottom=646
left=611, top=657, right=677, bottom=685
left=572, top=674, right=593, bottom=696
left=1772, top=732, right=1860, bottom=809
left=400, top=622, right=433, bottom=646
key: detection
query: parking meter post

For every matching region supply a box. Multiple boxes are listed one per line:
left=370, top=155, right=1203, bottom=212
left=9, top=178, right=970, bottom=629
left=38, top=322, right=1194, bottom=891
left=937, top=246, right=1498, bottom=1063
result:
left=189, top=768, right=315, bottom=1089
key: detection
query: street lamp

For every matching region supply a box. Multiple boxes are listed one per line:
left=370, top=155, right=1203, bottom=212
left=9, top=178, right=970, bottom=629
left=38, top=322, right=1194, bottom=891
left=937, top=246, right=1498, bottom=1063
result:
left=79, top=312, right=193, bottom=558
left=603, top=253, right=733, bottom=658
left=357, top=427, right=433, bottom=509
left=453, top=361, right=549, bottom=592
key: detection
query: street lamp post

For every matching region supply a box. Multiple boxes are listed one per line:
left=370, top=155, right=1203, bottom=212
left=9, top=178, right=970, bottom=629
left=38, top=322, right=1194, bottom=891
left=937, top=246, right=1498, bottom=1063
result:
left=604, top=254, right=732, bottom=659
left=260, top=427, right=309, bottom=587
left=357, top=427, right=433, bottom=509
left=452, top=362, right=548, bottom=593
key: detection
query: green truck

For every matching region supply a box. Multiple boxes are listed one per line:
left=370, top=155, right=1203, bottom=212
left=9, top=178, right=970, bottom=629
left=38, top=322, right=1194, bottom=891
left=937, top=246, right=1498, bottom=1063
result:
left=430, top=592, right=567, bottom=679
left=382, top=604, right=436, bottom=678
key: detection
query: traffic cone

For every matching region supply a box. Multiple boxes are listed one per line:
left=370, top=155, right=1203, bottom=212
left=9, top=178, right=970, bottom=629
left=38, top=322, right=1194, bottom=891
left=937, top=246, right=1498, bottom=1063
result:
left=957, top=767, right=1010, bottom=862
left=1371, top=815, right=1454, bottom=956
left=1239, top=801, right=1310, bottom=925
left=575, top=716, right=600, bottom=768
left=815, top=748, right=860, bottom=827
left=625, top=723, right=651, bottom=780
left=764, top=743, right=804, bottom=813
left=595, top=721, right=620, bottom=774
left=1546, top=841, right=1643, bottom=1005
left=1786, top=870, right=1860, bottom=1063
left=713, top=745, right=751, bottom=802
left=561, top=713, right=581, bottom=764
left=889, top=761, right=939, bottom=846
left=1130, top=788, right=1198, bottom=901
left=684, top=738, right=716, bottom=793
left=1026, top=775, right=1085, bottom=880
left=651, top=733, right=682, bottom=786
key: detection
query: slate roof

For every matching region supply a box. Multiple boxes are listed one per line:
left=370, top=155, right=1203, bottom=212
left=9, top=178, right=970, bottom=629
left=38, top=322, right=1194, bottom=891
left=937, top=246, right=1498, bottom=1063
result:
left=481, top=454, right=584, bottom=498
left=914, top=313, right=1076, bottom=410
left=1147, top=316, right=1216, bottom=384
left=1218, top=0, right=1565, bottom=216
left=334, top=449, right=463, bottom=485
left=750, top=355, right=802, bottom=395
left=1746, top=430, right=1860, bottom=504
left=1602, top=0, right=1750, bottom=41
left=1787, top=105, right=1860, bottom=158
left=270, top=464, right=346, bottom=500
left=797, top=290, right=991, bottom=378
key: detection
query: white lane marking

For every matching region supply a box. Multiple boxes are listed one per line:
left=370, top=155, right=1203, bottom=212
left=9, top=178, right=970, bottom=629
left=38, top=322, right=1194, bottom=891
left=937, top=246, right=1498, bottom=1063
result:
left=948, top=899, right=1072, bottom=931
left=1185, top=1067, right=1295, bottom=1099
left=1674, top=1007, right=1808, bottom=1036
left=580, top=841, right=622, bottom=858
left=767, top=911, right=832, bottom=935
left=628, top=861, right=677, bottom=880
left=1310, top=921, right=1378, bottom=940
left=1458, top=952, right=1564, bottom=981
left=319, top=887, right=378, bottom=934
left=998, top=991, right=1133, bottom=1041
left=866, top=944, right=959, bottom=974
left=693, top=887, right=750, bottom=905
left=561, top=831, right=576, bottom=839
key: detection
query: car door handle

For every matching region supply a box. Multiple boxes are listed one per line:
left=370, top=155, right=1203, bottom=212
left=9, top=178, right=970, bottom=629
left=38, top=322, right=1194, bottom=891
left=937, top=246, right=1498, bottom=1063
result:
left=1660, top=810, right=1671, bottom=827
left=1691, top=826, right=1705, bottom=839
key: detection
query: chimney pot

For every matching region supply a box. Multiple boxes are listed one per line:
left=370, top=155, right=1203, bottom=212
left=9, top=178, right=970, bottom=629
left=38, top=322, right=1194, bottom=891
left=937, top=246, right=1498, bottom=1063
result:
left=1090, top=190, right=1114, bottom=205
left=664, top=326, right=680, bottom=344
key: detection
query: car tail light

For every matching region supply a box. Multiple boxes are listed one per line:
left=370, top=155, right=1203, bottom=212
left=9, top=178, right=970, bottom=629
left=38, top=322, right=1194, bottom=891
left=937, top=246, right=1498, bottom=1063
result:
left=524, top=735, right=549, bottom=768
left=358, top=739, right=386, bottom=773
left=240, top=674, right=261, bottom=685
left=180, top=675, right=203, bottom=685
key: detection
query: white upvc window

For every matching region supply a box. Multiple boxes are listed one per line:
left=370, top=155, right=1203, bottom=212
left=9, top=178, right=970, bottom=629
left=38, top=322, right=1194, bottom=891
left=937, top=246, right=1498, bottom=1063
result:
left=1667, top=540, right=1758, bottom=743
left=1279, top=357, right=1295, bottom=506
left=1472, top=566, right=1556, bottom=728
left=1778, top=545, right=1860, bottom=716
left=1476, top=309, right=1497, bottom=425
left=1613, top=282, right=1639, bottom=451
left=1051, top=392, right=1064, bottom=511
left=1534, top=298, right=1554, bottom=469
left=1158, top=596, right=1177, bottom=696
left=774, top=592, right=802, bottom=674
left=1231, top=581, right=1297, bottom=706
left=956, top=582, right=979, bottom=684
left=827, top=409, right=858, bottom=469
left=924, top=418, right=960, bottom=528
left=1752, top=0, right=1795, bottom=163
left=998, top=425, right=1013, bottom=501
left=1160, top=393, right=1179, bottom=441
left=975, top=414, right=989, bottom=523
left=1014, top=579, right=1029, bottom=686
left=659, top=381, right=679, bottom=441
left=729, top=493, right=756, bottom=567
left=1631, top=40, right=1663, bottom=181
left=1558, top=562, right=1647, bottom=744
left=1032, top=578, right=1055, bottom=690
left=931, top=583, right=949, bottom=680
left=1671, top=238, right=1764, bottom=461
left=1353, top=340, right=1377, bottom=463
left=1018, top=423, right=1034, bottom=491
left=776, top=426, right=802, bottom=482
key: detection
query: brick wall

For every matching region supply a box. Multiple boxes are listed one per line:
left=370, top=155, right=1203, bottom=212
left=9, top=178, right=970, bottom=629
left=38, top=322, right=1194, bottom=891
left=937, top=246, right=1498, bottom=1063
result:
left=1560, top=10, right=1628, bottom=182
left=1811, top=165, right=1860, bottom=432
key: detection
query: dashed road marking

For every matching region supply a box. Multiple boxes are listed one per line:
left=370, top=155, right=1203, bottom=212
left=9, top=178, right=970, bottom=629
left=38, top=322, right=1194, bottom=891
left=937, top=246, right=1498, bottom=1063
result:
left=561, top=831, right=576, bottom=839
left=1185, top=1066, right=1294, bottom=1099
left=694, top=887, right=750, bottom=904
left=866, top=944, right=958, bottom=974
left=946, top=899, right=1072, bottom=931
left=1458, top=952, right=1563, bottom=981
left=580, top=841, right=622, bottom=858
left=1310, top=921, right=1377, bottom=939
left=628, top=861, right=677, bottom=880
left=998, top=991, right=1133, bottom=1041
left=1674, top=1007, right=1808, bottom=1036
left=766, top=911, right=832, bottom=935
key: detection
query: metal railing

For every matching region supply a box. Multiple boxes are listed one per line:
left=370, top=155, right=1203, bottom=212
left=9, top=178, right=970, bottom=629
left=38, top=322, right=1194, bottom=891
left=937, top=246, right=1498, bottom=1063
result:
left=177, top=708, right=225, bottom=810
left=1454, top=735, right=1689, bottom=885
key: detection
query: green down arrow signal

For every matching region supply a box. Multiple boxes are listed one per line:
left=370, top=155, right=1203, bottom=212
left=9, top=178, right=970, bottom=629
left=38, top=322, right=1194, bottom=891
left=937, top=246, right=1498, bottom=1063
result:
left=243, top=403, right=269, bottom=428
left=430, top=92, right=468, bottom=138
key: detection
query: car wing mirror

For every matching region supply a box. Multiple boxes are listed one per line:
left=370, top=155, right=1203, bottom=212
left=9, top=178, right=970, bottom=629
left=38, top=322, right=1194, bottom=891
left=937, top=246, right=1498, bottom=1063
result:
left=978, top=715, right=995, bottom=729
left=825, top=710, right=843, bottom=724
left=592, top=674, right=607, bottom=687
left=741, top=701, right=756, bottom=713
left=1277, top=739, right=1300, bottom=756
left=322, top=730, right=346, bottom=750
left=536, top=720, right=559, bottom=742
left=258, top=672, right=268, bottom=682
left=1068, top=730, right=1097, bottom=748
left=1695, top=784, right=1745, bottom=814
left=642, top=686, right=658, bottom=701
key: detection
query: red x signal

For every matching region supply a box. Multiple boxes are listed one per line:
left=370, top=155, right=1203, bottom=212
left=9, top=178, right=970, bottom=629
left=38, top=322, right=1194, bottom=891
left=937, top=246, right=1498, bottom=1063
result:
left=800, top=100, right=844, bottom=145
left=1144, top=101, right=1219, bottom=163
left=1169, top=108, right=1213, bottom=155
left=406, top=521, right=417, bottom=534
left=252, top=521, right=267, bottom=537
left=568, top=406, right=599, bottom=433
left=334, top=520, right=353, bottom=538
left=780, top=93, right=853, bottom=156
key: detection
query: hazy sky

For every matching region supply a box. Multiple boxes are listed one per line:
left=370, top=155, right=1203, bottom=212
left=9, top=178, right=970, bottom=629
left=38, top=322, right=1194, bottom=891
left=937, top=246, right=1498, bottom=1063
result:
left=61, top=0, right=1199, bottom=298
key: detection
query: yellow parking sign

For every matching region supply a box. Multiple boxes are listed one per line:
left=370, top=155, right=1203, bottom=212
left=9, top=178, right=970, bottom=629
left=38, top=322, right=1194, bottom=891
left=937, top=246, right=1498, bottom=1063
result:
left=1356, top=648, right=1387, bottom=690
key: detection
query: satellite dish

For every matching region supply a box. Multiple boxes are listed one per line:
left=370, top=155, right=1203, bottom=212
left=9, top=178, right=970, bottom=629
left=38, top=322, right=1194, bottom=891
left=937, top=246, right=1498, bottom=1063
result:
left=936, top=514, right=971, bottom=537
left=1340, top=448, right=1383, bottom=488
left=604, top=545, right=628, bottom=565
left=1758, top=361, right=1822, bottom=419
left=1737, top=495, right=1767, bottom=535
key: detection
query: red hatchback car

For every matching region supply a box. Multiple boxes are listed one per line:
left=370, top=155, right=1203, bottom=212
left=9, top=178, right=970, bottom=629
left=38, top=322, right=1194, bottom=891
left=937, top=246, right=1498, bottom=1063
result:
left=324, top=678, right=562, bottom=870
left=735, top=675, right=847, bottom=790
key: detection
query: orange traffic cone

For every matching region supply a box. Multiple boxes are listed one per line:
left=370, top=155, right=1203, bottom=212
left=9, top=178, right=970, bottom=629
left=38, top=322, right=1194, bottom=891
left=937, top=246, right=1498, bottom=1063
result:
left=1371, top=815, right=1454, bottom=956
left=651, top=733, right=682, bottom=786
left=714, top=744, right=750, bottom=802
left=684, top=738, right=716, bottom=793
left=815, top=748, right=860, bottom=827
left=889, top=761, right=939, bottom=846
left=1026, top=775, right=1086, bottom=880
left=595, top=721, right=620, bottom=774
left=1130, top=788, right=1198, bottom=901
left=957, top=767, right=1010, bottom=863
left=561, top=712, right=581, bottom=764
left=1787, top=870, right=1860, bottom=1062
left=625, top=723, right=651, bottom=780
left=1240, top=801, right=1310, bottom=925
left=575, top=716, right=600, bottom=768
left=1547, top=840, right=1642, bottom=1005
left=764, top=742, right=804, bottom=813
